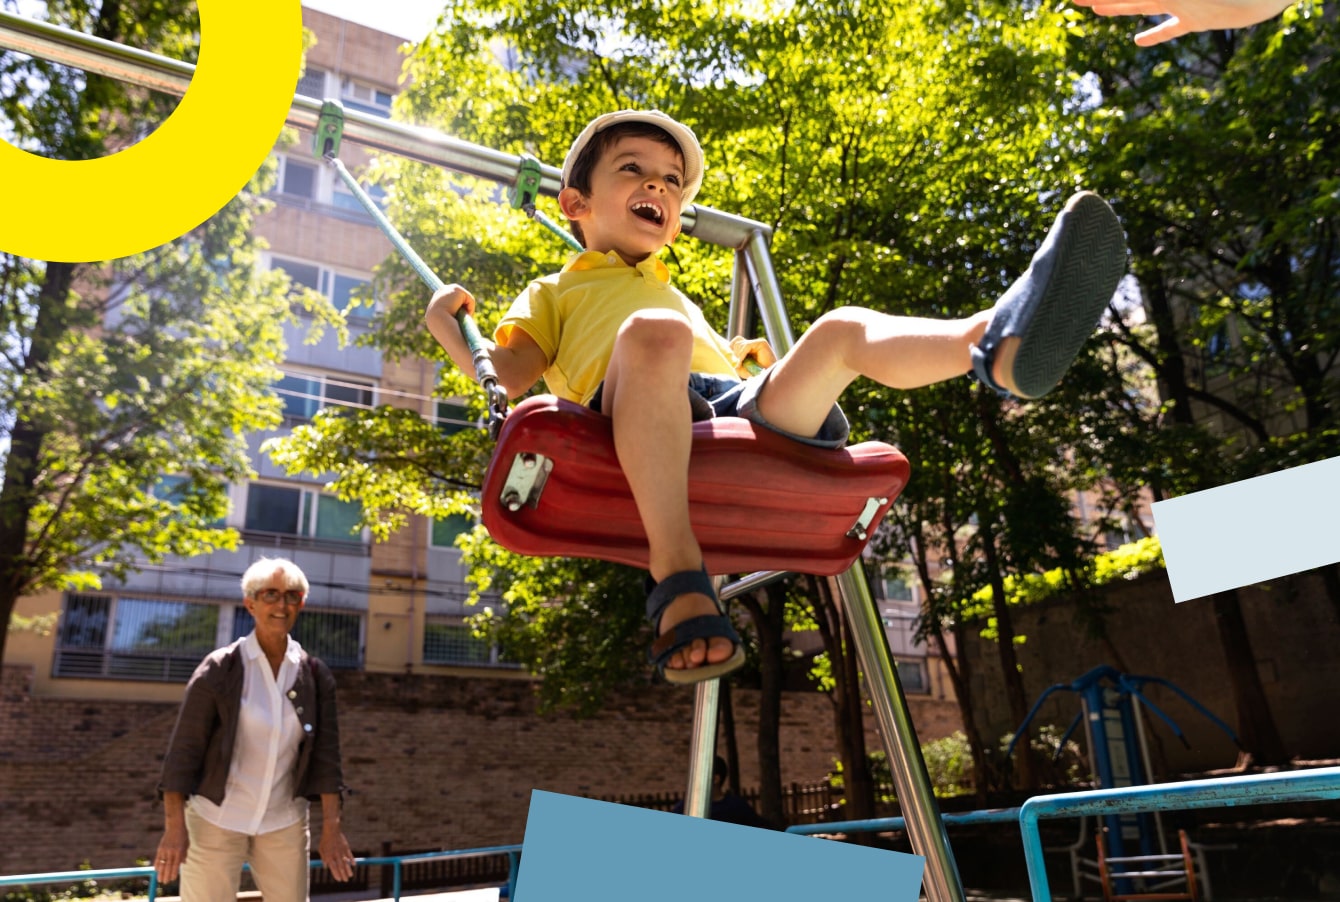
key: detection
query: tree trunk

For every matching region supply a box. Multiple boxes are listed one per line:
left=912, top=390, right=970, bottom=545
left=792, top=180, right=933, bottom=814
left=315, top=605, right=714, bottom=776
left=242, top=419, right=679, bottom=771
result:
left=808, top=575, right=875, bottom=832
left=1318, top=563, right=1340, bottom=627
left=927, top=614, right=991, bottom=801
left=738, top=583, right=787, bottom=828
left=1209, top=588, right=1289, bottom=766
left=1140, top=271, right=1290, bottom=767
left=0, top=261, right=76, bottom=669
left=719, top=677, right=739, bottom=791
left=978, top=512, right=1039, bottom=790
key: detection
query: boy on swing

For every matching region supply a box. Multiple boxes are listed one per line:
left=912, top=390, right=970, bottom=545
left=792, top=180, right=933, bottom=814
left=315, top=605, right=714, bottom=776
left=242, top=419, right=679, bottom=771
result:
left=426, top=110, right=1127, bottom=686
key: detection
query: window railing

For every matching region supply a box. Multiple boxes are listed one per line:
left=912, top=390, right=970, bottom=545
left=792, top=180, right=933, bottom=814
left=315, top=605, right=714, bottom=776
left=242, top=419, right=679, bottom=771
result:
left=240, top=528, right=371, bottom=556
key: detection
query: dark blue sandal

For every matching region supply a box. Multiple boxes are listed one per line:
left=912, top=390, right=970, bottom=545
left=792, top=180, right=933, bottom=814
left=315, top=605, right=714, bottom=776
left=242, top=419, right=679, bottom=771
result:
left=646, top=567, right=746, bottom=685
left=970, top=191, right=1127, bottom=399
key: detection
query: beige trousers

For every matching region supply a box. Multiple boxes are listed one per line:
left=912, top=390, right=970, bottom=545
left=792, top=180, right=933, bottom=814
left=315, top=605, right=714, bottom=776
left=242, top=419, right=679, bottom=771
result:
left=180, top=806, right=310, bottom=902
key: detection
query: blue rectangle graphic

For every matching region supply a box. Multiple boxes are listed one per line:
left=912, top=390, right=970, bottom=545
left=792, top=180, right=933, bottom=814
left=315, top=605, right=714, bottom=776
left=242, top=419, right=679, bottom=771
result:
left=1151, top=455, right=1340, bottom=602
left=514, top=789, right=924, bottom=902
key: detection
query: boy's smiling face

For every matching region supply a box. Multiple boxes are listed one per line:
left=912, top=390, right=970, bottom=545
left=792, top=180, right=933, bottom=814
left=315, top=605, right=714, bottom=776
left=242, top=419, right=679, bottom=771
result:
left=559, top=134, right=686, bottom=265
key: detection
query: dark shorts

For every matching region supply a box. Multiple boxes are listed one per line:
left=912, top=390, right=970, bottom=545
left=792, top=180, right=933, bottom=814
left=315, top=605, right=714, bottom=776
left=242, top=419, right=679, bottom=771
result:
left=587, top=370, right=849, bottom=450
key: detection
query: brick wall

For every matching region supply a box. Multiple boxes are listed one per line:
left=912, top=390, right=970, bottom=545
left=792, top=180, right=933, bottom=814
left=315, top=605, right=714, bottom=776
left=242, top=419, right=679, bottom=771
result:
left=0, top=665, right=958, bottom=874
left=957, top=568, right=1340, bottom=775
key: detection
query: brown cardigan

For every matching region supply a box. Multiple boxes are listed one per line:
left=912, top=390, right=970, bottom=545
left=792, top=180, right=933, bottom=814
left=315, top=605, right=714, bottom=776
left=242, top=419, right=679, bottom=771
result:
left=158, top=637, right=346, bottom=805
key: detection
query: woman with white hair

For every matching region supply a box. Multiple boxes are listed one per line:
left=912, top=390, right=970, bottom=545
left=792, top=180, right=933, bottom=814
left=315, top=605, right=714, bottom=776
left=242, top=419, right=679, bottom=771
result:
left=154, top=557, right=355, bottom=901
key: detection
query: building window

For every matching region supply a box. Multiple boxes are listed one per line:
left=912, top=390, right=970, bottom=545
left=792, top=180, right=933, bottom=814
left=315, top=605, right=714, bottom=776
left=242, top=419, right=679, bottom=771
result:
left=276, top=156, right=318, bottom=200
left=52, top=592, right=366, bottom=682
left=331, top=179, right=387, bottom=215
left=272, top=257, right=321, bottom=293
left=151, top=474, right=228, bottom=526
left=233, top=607, right=362, bottom=669
left=340, top=77, right=394, bottom=118
left=295, top=67, right=327, bottom=100
left=53, top=594, right=220, bottom=682
left=1105, top=519, right=1138, bottom=552
left=435, top=399, right=479, bottom=436
left=329, top=273, right=370, bottom=317
left=271, top=257, right=373, bottom=320
left=431, top=512, right=475, bottom=549
left=243, top=483, right=365, bottom=547
left=877, top=564, right=918, bottom=604
left=423, top=620, right=511, bottom=667
left=896, top=658, right=929, bottom=695
left=276, top=372, right=375, bottom=423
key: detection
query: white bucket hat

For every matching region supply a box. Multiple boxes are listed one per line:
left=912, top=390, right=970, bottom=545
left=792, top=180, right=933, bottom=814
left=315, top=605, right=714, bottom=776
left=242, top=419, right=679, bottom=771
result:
left=559, top=110, right=705, bottom=211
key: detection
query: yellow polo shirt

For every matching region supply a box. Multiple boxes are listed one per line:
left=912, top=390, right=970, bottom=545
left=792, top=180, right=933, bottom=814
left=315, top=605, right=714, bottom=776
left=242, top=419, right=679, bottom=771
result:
left=495, top=251, right=740, bottom=405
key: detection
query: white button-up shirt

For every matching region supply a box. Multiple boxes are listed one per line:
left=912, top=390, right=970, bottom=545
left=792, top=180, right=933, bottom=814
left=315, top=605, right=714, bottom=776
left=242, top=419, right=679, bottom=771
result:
left=190, top=633, right=306, bottom=834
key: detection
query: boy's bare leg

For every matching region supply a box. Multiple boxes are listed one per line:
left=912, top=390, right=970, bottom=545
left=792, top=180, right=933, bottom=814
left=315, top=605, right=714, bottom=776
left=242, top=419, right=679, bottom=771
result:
left=754, top=306, right=1006, bottom=439
left=602, top=310, right=735, bottom=672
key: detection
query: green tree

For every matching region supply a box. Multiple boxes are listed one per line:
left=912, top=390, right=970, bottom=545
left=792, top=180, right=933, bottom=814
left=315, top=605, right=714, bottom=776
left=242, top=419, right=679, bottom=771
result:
left=271, top=0, right=1136, bottom=801
left=1066, top=1, right=1339, bottom=765
left=0, top=0, right=339, bottom=668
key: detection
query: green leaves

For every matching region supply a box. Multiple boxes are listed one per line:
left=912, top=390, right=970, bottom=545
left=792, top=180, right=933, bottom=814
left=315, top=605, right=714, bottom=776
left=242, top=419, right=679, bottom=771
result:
left=0, top=1, right=341, bottom=619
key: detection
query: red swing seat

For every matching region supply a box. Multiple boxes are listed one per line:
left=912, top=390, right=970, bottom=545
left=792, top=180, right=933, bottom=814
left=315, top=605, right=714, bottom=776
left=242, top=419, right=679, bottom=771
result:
left=480, top=395, right=911, bottom=577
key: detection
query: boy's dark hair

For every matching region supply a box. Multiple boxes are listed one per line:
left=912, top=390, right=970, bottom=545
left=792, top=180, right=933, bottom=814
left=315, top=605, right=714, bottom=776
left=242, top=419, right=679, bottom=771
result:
left=563, top=122, right=684, bottom=247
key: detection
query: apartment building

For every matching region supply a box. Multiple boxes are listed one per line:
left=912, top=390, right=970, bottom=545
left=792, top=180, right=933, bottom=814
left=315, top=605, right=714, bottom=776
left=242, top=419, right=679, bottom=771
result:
left=7, top=10, right=517, bottom=703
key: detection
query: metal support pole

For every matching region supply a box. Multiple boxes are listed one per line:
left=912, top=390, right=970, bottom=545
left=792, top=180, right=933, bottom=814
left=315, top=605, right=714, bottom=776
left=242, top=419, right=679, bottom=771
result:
left=684, top=603, right=724, bottom=820
left=832, top=567, right=967, bottom=902
left=742, top=231, right=799, bottom=354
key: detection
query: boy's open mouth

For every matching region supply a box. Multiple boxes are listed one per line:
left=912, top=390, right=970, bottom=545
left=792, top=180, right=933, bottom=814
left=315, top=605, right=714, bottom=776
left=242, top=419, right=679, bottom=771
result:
left=631, top=201, right=664, bottom=225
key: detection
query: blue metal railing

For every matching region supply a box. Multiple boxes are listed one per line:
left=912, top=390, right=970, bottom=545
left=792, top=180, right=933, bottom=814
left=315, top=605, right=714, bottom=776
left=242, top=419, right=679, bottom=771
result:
left=0, top=844, right=523, bottom=901
left=785, top=807, right=1021, bottom=837
left=1017, top=766, right=1340, bottom=902
left=784, top=766, right=1340, bottom=901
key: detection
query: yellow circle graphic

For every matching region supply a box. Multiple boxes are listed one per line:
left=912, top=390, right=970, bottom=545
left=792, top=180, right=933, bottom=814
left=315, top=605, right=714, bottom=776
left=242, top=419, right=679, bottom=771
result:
left=0, top=0, right=302, bottom=262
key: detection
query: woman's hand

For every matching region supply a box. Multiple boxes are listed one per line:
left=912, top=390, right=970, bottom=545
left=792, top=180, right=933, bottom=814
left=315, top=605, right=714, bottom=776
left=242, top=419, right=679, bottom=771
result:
left=319, top=825, right=357, bottom=882
left=154, top=822, right=188, bottom=885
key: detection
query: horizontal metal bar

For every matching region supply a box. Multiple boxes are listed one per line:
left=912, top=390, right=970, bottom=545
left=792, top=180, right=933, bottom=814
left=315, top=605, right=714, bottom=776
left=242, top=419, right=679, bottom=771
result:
left=786, top=807, right=1020, bottom=836
left=0, top=8, right=192, bottom=94
left=718, top=568, right=791, bottom=601
left=0, top=865, right=157, bottom=885
left=0, top=9, right=772, bottom=249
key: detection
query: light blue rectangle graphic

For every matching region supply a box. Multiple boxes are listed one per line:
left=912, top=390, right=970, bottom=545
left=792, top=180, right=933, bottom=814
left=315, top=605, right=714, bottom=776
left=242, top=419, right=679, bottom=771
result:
left=1151, top=455, right=1340, bottom=602
left=514, top=789, right=924, bottom=902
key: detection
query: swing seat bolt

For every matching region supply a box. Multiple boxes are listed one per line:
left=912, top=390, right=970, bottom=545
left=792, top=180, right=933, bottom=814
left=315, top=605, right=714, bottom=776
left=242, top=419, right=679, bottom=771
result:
left=503, top=490, right=523, bottom=512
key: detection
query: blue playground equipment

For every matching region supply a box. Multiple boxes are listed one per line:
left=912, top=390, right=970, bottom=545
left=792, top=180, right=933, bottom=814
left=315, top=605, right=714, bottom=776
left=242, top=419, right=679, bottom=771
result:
left=1008, top=665, right=1241, bottom=898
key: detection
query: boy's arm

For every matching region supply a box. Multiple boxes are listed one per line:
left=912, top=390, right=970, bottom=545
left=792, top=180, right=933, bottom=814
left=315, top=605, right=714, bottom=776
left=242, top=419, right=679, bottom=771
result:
left=425, top=284, right=549, bottom=399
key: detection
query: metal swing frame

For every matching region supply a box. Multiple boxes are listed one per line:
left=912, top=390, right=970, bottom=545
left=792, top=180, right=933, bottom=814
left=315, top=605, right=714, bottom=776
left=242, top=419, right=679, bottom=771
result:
left=0, top=11, right=967, bottom=901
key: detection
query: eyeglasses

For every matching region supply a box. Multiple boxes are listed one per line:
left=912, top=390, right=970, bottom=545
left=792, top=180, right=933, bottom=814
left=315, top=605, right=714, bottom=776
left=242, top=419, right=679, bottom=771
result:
left=252, top=588, right=305, bottom=606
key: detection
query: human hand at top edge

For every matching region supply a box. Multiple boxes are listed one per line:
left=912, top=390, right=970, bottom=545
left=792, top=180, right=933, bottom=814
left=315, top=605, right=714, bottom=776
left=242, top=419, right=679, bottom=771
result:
left=1071, top=0, right=1297, bottom=45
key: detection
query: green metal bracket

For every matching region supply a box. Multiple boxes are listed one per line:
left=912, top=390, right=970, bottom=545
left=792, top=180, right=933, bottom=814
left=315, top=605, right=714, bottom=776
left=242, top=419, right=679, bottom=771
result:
left=509, top=154, right=543, bottom=209
left=313, top=99, right=346, bottom=159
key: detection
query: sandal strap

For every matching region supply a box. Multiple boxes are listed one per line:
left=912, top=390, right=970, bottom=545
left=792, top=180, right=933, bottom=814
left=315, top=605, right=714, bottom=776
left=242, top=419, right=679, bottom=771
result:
left=970, top=343, right=1008, bottom=395
left=645, top=566, right=717, bottom=624
left=649, top=614, right=743, bottom=668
